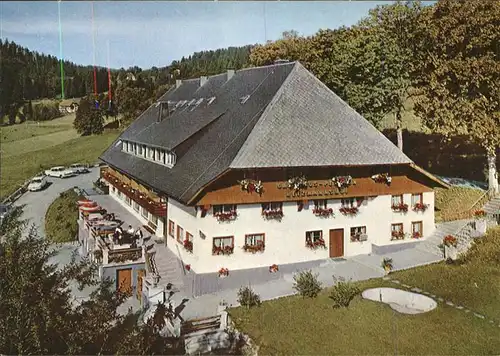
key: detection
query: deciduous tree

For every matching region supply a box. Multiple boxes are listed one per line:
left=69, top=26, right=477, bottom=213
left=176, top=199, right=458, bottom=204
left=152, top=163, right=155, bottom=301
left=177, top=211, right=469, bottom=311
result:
left=73, top=97, right=104, bottom=136
left=413, top=0, right=500, bottom=193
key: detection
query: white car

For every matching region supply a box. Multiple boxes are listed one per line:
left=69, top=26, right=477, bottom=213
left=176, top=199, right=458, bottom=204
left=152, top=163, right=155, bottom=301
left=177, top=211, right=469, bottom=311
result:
left=69, top=163, right=90, bottom=174
left=28, top=175, right=48, bottom=191
left=44, top=166, right=75, bottom=178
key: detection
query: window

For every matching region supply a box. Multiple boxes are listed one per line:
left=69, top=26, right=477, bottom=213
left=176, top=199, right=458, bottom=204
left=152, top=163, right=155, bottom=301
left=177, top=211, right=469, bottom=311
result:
left=245, top=233, right=265, bottom=247
left=168, top=220, right=175, bottom=237
left=160, top=150, right=165, bottom=164
left=141, top=206, right=148, bottom=219
left=149, top=214, right=158, bottom=228
left=117, top=190, right=123, bottom=199
left=341, top=198, right=355, bottom=207
left=313, top=200, right=327, bottom=209
left=213, top=205, right=237, bottom=214
left=391, top=195, right=403, bottom=206
left=142, top=145, right=146, bottom=157
left=213, top=236, right=234, bottom=250
left=391, top=223, right=404, bottom=240
left=186, top=232, right=193, bottom=241
left=262, top=202, right=282, bottom=211
left=138, top=145, right=143, bottom=156
left=306, top=230, right=323, bottom=243
left=391, top=223, right=403, bottom=232
left=412, top=221, right=423, bottom=238
left=122, top=141, right=127, bottom=151
left=112, top=186, right=116, bottom=194
left=125, top=196, right=131, bottom=206
left=133, top=201, right=140, bottom=212
left=133, top=143, right=137, bottom=154
left=411, top=194, right=423, bottom=206
left=350, top=226, right=367, bottom=242
left=207, top=97, right=216, bottom=105
left=148, top=147, right=154, bottom=160
left=177, top=225, right=184, bottom=242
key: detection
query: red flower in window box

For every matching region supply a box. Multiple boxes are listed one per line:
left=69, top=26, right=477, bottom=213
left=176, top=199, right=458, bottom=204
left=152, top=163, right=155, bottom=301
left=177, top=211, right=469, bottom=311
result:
left=183, top=239, right=193, bottom=253
left=214, top=211, right=237, bottom=222
left=443, top=235, right=457, bottom=247
left=339, top=206, right=359, bottom=215
left=262, top=209, right=284, bottom=220
left=391, top=203, right=408, bottom=213
left=313, top=208, right=334, bottom=217
left=474, top=210, right=486, bottom=218
left=269, top=264, right=279, bottom=273
left=413, top=203, right=428, bottom=212
left=212, top=245, right=234, bottom=255
left=306, top=238, right=326, bottom=249
left=218, top=267, right=229, bottom=277
left=371, top=173, right=392, bottom=185
left=412, top=231, right=422, bottom=239
left=391, top=230, right=405, bottom=240
left=243, top=243, right=265, bottom=253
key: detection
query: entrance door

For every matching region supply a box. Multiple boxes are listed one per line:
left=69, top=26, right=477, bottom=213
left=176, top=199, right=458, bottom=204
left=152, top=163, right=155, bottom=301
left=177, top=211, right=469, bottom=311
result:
left=136, top=269, right=145, bottom=301
left=116, top=268, right=132, bottom=293
left=329, top=229, right=344, bottom=258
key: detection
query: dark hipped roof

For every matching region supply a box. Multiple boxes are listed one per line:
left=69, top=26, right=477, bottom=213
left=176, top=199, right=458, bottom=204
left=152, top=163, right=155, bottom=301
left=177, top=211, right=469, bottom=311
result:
left=100, top=62, right=440, bottom=204
left=100, top=62, right=296, bottom=202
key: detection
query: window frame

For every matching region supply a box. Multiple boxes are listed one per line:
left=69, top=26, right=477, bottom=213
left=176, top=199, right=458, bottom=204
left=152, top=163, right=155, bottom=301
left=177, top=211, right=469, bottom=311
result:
left=168, top=220, right=175, bottom=237
left=141, top=206, right=148, bottom=219
left=261, top=202, right=282, bottom=212
left=391, top=195, right=403, bottom=206
left=350, top=226, right=367, bottom=242
left=411, top=193, right=423, bottom=206
left=212, top=236, right=235, bottom=255
left=186, top=231, right=193, bottom=242
left=341, top=198, right=355, bottom=208
left=411, top=221, right=423, bottom=237
left=149, top=214, right=158, bottom=228
left=133, top=200, right=140, bottom=212
left=391, top=223, right=404, bottom=232
left=244, top=233, right=265, bottom=247
left=213, top=204, right=237, bottom=214
left=305, top=230, right=323, bottom=243
left=124, top=196, right=131, bottom=206
left=177, top=225, right=184, bottom=242
left=313, top=200, right=327, bottom=209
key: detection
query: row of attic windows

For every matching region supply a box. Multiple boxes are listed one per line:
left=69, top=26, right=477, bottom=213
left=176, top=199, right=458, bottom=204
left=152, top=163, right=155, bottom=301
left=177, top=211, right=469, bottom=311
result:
left=121, top=140, right=177, bottom=167
left=165, top=96, right=217, bottom=115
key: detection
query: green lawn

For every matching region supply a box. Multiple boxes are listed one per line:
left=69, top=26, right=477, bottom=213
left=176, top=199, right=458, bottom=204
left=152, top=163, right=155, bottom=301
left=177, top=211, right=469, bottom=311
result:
left=0, top=115, right=75, bottom=143
left=230, top=227, right=500, bottom=355
left=0, top=129, right=120, bottom=200
left=434, top=186, right=486, bottom=222
left=45, top=189, right=81, bottom=243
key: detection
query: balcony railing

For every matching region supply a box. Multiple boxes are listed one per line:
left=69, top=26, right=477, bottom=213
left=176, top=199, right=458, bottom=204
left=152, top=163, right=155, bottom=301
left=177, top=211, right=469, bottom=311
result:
left=101, top=169, right=167, bottom=217
left=108, top=247, right=143, bottom=264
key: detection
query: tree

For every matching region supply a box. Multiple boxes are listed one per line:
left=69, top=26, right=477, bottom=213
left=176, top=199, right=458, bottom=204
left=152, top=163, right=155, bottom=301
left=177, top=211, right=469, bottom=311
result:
left=73, top=98, right=104, bottom=136
left=413, top=0, right=500, bottom=193
left=249, top=30, right=310, bottom=66
left=0, top=207, right=183, bottom=355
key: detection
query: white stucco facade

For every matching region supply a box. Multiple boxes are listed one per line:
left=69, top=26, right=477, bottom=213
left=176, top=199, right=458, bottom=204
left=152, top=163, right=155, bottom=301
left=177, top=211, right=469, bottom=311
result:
left=161, top=192, right=435, bottom=273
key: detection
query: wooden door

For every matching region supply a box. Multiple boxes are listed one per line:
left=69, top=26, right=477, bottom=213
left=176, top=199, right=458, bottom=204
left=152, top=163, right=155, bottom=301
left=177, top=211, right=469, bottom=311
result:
left=136, top=269, right=145, bottom=301
left=116, top=268, right=132, bottom=293
left=329, top=229, right=344, bottom=258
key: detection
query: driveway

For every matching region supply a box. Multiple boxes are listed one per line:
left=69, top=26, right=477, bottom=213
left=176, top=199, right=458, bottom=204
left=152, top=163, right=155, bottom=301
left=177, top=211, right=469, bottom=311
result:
left=15, top=167, right=99, bottom=239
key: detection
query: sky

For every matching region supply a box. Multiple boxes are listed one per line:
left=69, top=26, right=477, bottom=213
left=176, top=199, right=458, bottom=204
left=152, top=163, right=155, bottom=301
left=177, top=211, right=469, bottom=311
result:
left=1, top=1, right=397, bottom=69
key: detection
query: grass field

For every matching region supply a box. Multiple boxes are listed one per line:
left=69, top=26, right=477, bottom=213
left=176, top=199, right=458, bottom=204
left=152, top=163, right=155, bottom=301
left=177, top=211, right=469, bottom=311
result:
left=434, top=186, right=486, bottom=222
left=0, top=114, right=120, bottom=200
left=45, top=189, right=80, bottom=243
left=230, top=227, right=500, bottom=355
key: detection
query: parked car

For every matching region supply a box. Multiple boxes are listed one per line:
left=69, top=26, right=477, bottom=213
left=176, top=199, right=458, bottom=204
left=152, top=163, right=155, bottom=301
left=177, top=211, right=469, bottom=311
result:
left=28, top=175, right=48, bottom=191
left=44, top=166, right=75, bottom=178
left=69, top=163, right=90, bottom=174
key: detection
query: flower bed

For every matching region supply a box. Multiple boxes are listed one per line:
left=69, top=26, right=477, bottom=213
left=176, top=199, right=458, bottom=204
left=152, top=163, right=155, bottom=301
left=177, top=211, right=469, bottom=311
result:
left=339, top=206, right=359, bottom=216
left=213, top=246, right=234, bottom=255
left=313, top=207, right=334, bottom=217
left=391, top=203, right=409, bottom=213
left=306, top=238, right=327, bottom=249
left=262, top=209, right=284, bottom=220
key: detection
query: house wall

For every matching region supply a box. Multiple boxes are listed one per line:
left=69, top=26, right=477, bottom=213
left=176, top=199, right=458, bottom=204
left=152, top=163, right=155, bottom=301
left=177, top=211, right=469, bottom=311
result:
left=165, top=192, right=435, bottom=274
left=101, top=262, right=146, bottom=298
left=108, top=185, right=165, bottom=237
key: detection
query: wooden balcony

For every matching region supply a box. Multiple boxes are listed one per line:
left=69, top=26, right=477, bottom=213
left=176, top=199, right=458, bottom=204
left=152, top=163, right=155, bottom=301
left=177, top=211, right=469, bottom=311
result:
left=108, top=247, right=143, bottom=264
left=101, top=168, right=167, bottom=217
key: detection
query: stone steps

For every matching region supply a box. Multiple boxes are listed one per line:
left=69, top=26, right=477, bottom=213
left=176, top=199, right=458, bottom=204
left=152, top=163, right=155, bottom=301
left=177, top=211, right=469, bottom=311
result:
left=151, top=243, right=185, bottom=289
left=483, top=197, right=500, bottom=214
left=415, top=219, right=473, bottom=257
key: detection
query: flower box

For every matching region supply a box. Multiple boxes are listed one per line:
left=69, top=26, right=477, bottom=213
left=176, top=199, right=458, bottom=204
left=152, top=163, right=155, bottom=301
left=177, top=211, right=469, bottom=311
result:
left=287, top=175, right=308, bottom=191
left=212, top=246, right=234, bottom=256
left=183, top=239, right=193, bottom=253
left=391, top=230, right=405, bottom=240
left=413, top=203, right=428, bottom=212
left=443, top=235, right=457, bottom=247
left=313, top=207, right=334, bottom=217
left=332, top=175, right=355, bottom=190
left=350, top=233, right=368, bottom=242
left=214, top=211, right=237, bottom=222
left=269, top=264, right=279, bottom=273
left=262, top=209, right=284, bottom=220
left=391, top=203, right=409, bottom=213
left=412, top=231, right=422, bottom=239
left=218, top=268, right=229, bottom=278
left=243, top=244, right=265, bottom=253
left=239, top=179, right=264, bottom=194
left=339, top=206, right=359, bottom=216
left=306, top=238, right=326, bottom=249
left=371, top=173, right=392, bottom=185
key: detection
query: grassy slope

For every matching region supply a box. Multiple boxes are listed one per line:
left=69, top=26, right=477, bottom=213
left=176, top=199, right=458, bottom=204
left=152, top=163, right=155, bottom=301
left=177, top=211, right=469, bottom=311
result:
left=230, top=277, right=500, bottom=355
left=0, top=130, right=120, bottom=200
left=45, top=189, right=81, bottom=243
left=434, top=187, right=485, bottom=222
left=0, top=115, right=74, bottom=143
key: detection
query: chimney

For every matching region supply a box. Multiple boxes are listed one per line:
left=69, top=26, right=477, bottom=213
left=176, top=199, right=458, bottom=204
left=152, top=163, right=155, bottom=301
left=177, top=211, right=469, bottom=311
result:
left=200, top=76, right=208, bottom=87
left=176, top=79, right=182, bottom=88
left=227, top=69, right=235, bottom=81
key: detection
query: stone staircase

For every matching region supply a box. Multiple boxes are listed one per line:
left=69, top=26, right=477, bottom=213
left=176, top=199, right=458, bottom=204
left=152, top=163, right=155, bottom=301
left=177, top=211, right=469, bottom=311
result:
left=149, top=242, right=185, bottom=290
left=416, top=219, right=474, bottom=257
left=483, top=195, right=500, bottom=222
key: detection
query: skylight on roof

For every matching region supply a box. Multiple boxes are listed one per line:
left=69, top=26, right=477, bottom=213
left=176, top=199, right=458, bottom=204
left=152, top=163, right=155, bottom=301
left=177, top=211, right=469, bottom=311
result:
left=190, top=98, right=204, bottom=111
left=207, top=97, right=216, bottom=105
left=187, top=99, right=196, bottom=106
left=240, top=95, right=250, bottom=104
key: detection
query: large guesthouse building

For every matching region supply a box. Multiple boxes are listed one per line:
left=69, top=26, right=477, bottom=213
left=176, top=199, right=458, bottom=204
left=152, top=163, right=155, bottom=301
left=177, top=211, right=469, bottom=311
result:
left=99, top=61, right=448, bottom=276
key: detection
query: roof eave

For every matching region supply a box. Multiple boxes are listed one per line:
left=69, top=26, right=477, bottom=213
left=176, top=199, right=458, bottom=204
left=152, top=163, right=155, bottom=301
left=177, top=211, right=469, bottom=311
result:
left=409, top=163, right=450, bottom=189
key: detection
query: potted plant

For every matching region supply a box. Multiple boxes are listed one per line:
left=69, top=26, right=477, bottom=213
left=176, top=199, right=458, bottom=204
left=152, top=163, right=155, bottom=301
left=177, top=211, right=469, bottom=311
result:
left=269, top=264, right=279, bottom=273
left=381, top=258, right=393, bottom=274
left=218, top=267, right=229, bottom=278
left=443, top=235, right=458, bottom=260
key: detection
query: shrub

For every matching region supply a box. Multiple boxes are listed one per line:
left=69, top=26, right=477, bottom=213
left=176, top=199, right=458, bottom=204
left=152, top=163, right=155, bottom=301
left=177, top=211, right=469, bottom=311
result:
left=293, top=270, right=322, bottom=298
left=237, top=286, right=261, bottom=309
left=328, top=276, right=360, bottom=308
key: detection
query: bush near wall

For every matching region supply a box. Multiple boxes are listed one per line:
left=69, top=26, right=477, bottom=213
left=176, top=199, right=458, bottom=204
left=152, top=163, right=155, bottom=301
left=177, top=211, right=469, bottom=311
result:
left=45, top=189, right=80, bottom=243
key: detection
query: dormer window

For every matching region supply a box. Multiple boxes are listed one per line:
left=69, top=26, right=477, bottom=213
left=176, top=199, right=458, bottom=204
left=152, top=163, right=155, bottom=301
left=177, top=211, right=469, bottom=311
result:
left=240, top=95, right=250, bottom=104
left=187, top=99, right=196, bottom=106
left=191, top=98, right=204, bottom=111
left=207, top=97, right=216, bottom=105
